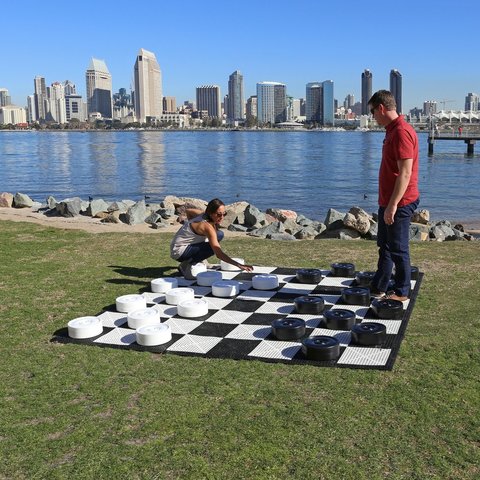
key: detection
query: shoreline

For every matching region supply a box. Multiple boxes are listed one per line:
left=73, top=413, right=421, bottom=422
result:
left=1, top=206, right=479, bottom=236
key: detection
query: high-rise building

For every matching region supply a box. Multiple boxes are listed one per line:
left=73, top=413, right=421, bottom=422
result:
left=63, top=80, right=76, bottom=96
left=86, top=58, right=113, bottom=119
left=163, top=96, right=176, bottom=113
left=0, top=88, right=11, bottom=106
left=390, top=69, right=402, bottom=114
left=306, top=82, right=322, bottom=123
left=361, top=69, right=372, bottom=115
left=322, top=80, right=334, bottom=126
left=196, top=85, right=221, bottom=117
left=227, top=70, right=245, bottom=122
left=34, top=76, right=47, bottom=121
left=344, top=94, right=355, bottom=110
left=246, top=95, right=257, bottom=118
left=48, top=82, right=66, bottom=123
left=65, top=95, right=84, bottom=122
left=423, top=100, right=437, bottom=116
left=26, top=95, right=36, bottom=122
left=256, top=81, right=286, bottom=124
left=134, top=48, right=162, bottom=123
left=465, top=93, right=479, bottom=112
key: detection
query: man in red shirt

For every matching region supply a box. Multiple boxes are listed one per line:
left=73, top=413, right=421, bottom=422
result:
left=368, top=90, right=419, bottom=302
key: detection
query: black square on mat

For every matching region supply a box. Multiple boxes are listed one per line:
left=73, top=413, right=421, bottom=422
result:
left=187, top=322, right=238, bottom=338
left=206, top=338, right=262, bottom=359
left=242, top=313, right=286, bottom=325
left=223, top=298, right=264, bottom=312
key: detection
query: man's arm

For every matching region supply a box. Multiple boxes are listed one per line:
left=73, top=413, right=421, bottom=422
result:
left=384, top=158, right=413, bottom=225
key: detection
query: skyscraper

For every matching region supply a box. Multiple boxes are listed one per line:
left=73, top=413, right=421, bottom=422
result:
left=390, top=69, right=402, bottom=114
left=306, top=82, right=322, bottom=123
left=227, top=70, right=245, bottom=123
left=196, top=85, right=221, bottom=117
left=0, top=88, right=11, bottom=106
left=34, top=76, right=47, bottom=121
left=322, top=80, right=334, bottom=126
left=465, top=93, right=479, bottom=112
left=361, top=69, right=372, bottom=115
left=86, top=58, right=113, bottom=119
left=134, top=48, right=163, bottom=123
left=256, top=82, right=286, bottom=124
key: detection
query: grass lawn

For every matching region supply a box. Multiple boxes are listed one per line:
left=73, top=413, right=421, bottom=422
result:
left=0, top=220, right=478, bottom=480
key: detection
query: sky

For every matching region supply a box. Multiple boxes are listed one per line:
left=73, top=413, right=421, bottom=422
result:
left=2, top=0, right=479, bottom=112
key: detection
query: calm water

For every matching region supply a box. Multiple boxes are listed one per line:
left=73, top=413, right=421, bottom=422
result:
left=0, top=130, right=479, bottom=223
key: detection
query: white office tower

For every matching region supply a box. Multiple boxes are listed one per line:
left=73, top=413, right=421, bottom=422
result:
left=0, top=105, right=27, bottom=125
left=63, top=80, right=77, bottom=96
left=256, top=81, right=286, bottom=125
left=86, top=58, right=113, bottom=119
left=0, top=88, right=11, bottom=106
left=133, top=48, right=163, bottom=123
left=49, top=82, right=67, bottom=123
left=26, top=95, right=37, bottom=122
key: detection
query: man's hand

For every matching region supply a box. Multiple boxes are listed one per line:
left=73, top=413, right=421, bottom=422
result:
left=384, top=204, right=397, bottom=225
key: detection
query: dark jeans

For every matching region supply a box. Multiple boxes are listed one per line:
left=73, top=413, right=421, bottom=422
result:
left=177, top=230, right=224, bottom=264
left=372, top=199, right=419, bottom=296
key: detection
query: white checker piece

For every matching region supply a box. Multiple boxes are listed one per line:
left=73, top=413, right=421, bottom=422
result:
left=206, top=310, right=253, bottom=325
left=142, top=292, right=166, bottom=304
left=204, top=296, right=234, bottom=310
left=236, top=289, right=277, bottom=302
left=337, top=347, right=391, bottom=366
left=361, top=319, right=402, bottom=335
left=225, top=324, right=271, bottom=340
left=97, top=311, right=127, bottom=328
left=319, top=276, right=354, bottom=287
left=255, top=301, right=296, bottom=315
left=94, top=327, right=136, bottom=346
left=164, top=318, right=203, bottom=335
left=167, top=334, right=222, bottom=354
left=151, top=303, right=177, bottom=317
left=329, top=304, right=370, bottom=318
left=310, top=328, right=352, bottom=346
left=248, top=340, right=301, bottom=361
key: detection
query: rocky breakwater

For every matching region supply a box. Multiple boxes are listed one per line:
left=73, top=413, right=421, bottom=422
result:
left=0, top=192, right=475, bottom=242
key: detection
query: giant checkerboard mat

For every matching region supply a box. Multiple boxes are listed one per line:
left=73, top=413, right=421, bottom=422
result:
left=52, top=266, right=423, bottom=370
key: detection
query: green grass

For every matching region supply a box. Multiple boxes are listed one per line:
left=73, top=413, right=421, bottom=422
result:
left=0, top=221, right=478, bottom=480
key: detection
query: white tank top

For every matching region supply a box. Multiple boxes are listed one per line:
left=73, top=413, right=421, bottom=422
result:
left=170, top=215, right=209, bottom=259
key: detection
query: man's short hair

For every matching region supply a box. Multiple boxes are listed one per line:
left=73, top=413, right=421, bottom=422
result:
left=368, top=90, right=396, bottom=111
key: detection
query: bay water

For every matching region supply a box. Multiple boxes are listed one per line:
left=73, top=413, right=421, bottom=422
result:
left=0, top=130, right=478, bottom=224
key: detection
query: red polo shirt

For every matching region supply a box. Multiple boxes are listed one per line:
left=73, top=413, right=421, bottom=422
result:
left=379, top=115, right=419, bottom=207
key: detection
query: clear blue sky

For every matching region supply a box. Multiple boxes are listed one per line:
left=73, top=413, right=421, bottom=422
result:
left=2, top=0, right=479, bottom=111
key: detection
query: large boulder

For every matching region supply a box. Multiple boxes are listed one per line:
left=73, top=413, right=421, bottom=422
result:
left=265, top=208, right=298, bottom=222
left=343, top=206, right=371, bottom=235
left=108, top=201, right=130, bottom=215
left=430, top=223, right=456, bottom=241
left=248, top=221, right=285, bottom=238
left=243, top=204, right=266, bottom=228
left=0, top=192, right=13, bottom=208
left=120, top=200, right=148, bottom=225
left=13, top=193, right=34, bottom=208
left=412, top=209, right=430, bottom=225
left=55, top=197, right=83, bottom=217
left=221, top=201, right=249, bottom=228
left=267, top=233, right=297, bottom=241
left=324, top=208, right=345, bottom=230
left=87, top=198, right=110, bottom=217
left=409, top=223, right=430, bottom=242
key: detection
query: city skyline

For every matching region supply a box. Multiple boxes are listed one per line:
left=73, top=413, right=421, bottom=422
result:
left=2, top=0, right=479, bottom=111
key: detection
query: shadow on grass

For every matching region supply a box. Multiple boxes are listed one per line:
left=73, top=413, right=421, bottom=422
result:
left=108, top=265, right=177, bottom=280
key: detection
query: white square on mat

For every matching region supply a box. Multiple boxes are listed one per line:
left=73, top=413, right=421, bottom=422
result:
left=204, top=297, right=234, bottom=310
left=167, top=334, right=222, bottom=354
left=309, top=328, right=351, bottom=346
left=237, top=289, right=276, bottom=302
left=248, top=340, right=301, bottom=360
left=225, top=324, right=271, bottom=340
left=164, top=318, right=203, bottom=335
left=337, top=347, right=391, bottom=366
left=151, top=304, right=178, bottom=317
left=278, top=284, right=316, bottom=295
left=206, top=310, right=253, bottom=325
left=252, top=266, right=277, bottom=274
left=329, top=304, right=370, bottom=318
left=94, top=327, right=136, bottom=346
left=319, top=294, right=342, bottom=306
left=97, top=311, right=127, bottom=328
left=319, top=276, right=354, bottom=287
left=142, top=292, right=166, bottom=304
left=255, top=302, right=295, bottom=315
left=360, top=319, right=402, bottom=335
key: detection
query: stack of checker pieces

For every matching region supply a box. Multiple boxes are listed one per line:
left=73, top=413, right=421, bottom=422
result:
left=52, top=263, right=422, bottom=370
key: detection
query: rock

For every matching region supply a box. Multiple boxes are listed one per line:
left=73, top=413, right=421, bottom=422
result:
left=324, top=208, right=345, bottom=229
left=13, top=192, right=34, bottom=208
left=156, top=207, right=176, bottom=219
left=108, top=201, right=129, bottom=214
left=267, top=233, right=297, bottom=241
left=248, top=221, right=285, bottom=238
left=343, top=207, right=371, bottom=235
left=294, top=226, right=318, bottom=239
left=317, top=227, right=361, bottom=240
left=151, top=222, right=167, bottom=229
left=453, top=224, right=464, bottom=232
left=244, top=204, right=266, bottom=228
left=312, top=222, right=327, bottom=235
left=221, top=201, right=249, bottom=228
left=366, top=221, right=378, bottom=240
left=88, top=198, right=110, bottom=217
left=410, top=224, right=430, bottom=242
left=265, top=208, right=298, bottom=222
left=412, top=209, right=430, bottom=224
left=0, top=192, right=14, bottom=208
left=100, top=214, right=120, bottom=224
left=145, top=212, right=164, bottom=225
left=282, top=218, right=300, bottom=235
left=164, top=195, right=208, bottom=213
left=227, top=224, right=249, bottom=232
left=120, top=200, right=148, bottom=225
left=46, top=196, right=57, bottom=209
left=55, top=197, right=83, bottom=217
left=430, top=224, right=456, bottom=241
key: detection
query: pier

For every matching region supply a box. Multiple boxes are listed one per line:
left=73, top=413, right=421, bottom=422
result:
left=428, top=132, right=480, bottom=156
